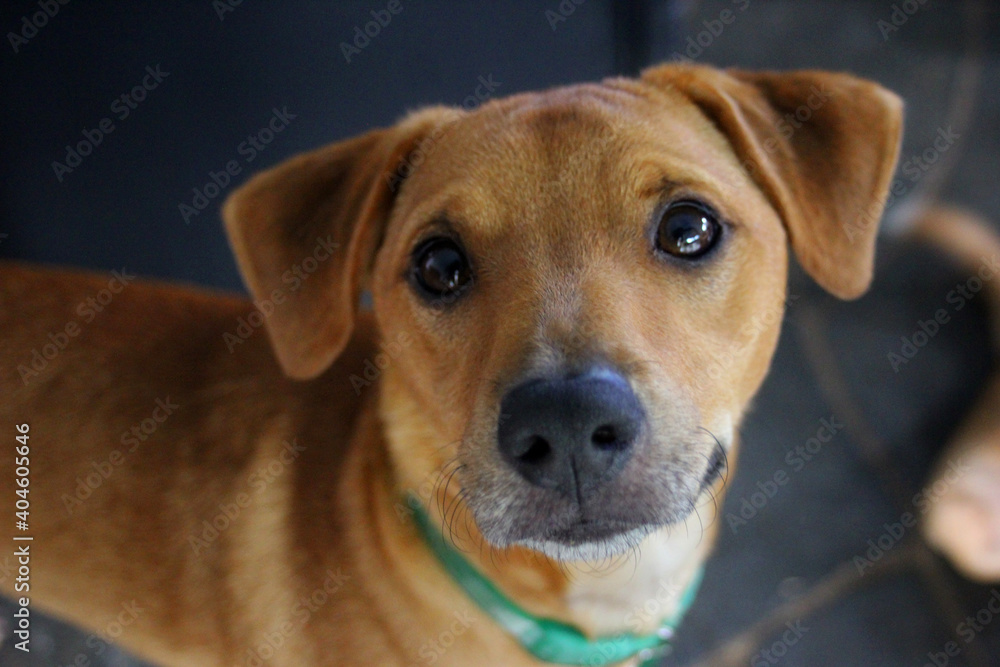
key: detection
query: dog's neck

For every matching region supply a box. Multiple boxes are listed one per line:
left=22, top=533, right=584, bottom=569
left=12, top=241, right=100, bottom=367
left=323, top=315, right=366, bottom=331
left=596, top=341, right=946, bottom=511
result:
left=375, top=365, right=712, bottom=638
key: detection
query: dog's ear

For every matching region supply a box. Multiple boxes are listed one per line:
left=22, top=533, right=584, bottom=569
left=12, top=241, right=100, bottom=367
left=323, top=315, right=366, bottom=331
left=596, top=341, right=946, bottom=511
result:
left=223, top=107, right=456, bottom=379
left=641, top=65, right=903, bottom=299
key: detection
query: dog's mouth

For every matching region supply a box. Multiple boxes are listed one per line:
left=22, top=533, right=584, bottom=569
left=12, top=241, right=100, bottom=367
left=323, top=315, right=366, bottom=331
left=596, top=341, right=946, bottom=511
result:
left=518, top=522, right=656, bottom=561
left=512, top=449, right=726, bottom=558
left=699, top=442, right=728, bottom=491
left=529, top=518, right=650, bottom=545
left=460, top=436, right=730, bottom=561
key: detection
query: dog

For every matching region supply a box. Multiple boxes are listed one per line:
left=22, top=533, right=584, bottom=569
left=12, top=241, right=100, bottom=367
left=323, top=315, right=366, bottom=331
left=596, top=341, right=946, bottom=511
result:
left=0, top=63, right=903, bottom=666
left=909, top=206, right=1000, bottom=584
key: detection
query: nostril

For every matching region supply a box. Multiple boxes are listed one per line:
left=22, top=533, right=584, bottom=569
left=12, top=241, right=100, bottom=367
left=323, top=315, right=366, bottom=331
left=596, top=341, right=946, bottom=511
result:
left=518, top=436, right=551, bottom=464
left=590, top=424, right=620, bottom=449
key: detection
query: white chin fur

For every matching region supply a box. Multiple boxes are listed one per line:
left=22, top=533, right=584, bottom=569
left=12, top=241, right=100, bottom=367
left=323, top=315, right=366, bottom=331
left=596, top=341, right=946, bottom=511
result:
left=519, top=526, right=653, bottom=562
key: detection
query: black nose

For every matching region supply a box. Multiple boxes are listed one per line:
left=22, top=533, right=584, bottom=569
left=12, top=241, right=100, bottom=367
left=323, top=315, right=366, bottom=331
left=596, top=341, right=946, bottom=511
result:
left=497, top=368, right=644, bottom=500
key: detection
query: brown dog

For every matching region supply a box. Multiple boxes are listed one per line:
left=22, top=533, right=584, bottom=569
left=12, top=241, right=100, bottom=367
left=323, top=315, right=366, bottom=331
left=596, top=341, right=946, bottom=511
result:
left=0, top=63, right=902, bottom=666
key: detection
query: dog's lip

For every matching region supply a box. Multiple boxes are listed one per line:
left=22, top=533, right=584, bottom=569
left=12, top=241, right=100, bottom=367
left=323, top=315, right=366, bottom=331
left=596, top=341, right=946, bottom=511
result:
left=524, top=518, right=647, bottom=545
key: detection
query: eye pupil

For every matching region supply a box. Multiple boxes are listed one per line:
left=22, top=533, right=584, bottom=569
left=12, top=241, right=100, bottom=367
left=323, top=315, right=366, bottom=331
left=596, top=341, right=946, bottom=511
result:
left=412, top=238, right=472, bottom=301
left=656, top=202, right=720, bottom=258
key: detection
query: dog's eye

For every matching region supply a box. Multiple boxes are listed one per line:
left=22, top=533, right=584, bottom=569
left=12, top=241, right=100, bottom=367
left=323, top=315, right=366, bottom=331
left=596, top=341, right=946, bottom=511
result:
left=410, top=237, right=473, bottom=301
left=655, top=202, right=721, bottom=259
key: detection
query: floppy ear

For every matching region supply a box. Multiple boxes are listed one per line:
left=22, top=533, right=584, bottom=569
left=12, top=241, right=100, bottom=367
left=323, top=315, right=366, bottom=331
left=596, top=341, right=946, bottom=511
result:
left=640, top=64, right=903, bottom=299
left=223, top=107, right=457, bottom=379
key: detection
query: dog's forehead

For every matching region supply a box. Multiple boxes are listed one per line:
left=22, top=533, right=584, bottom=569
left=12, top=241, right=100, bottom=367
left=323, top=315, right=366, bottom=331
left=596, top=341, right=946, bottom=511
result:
left=439, top=81, right=732, bottom=177
left=397, top=81, right=757, bottom=235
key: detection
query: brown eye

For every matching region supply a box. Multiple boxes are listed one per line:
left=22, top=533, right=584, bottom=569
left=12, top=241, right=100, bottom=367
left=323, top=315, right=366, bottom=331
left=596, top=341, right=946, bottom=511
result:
left=655, top=202, right=721, bottom=259
left=410, top=237, right=473, bottom=302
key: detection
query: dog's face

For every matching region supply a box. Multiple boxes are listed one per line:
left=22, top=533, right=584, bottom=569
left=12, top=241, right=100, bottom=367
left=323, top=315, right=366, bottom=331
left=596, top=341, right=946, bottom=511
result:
left=224, top=64, right=902, bottom=561
left=371, top=85, right=790, bottom=559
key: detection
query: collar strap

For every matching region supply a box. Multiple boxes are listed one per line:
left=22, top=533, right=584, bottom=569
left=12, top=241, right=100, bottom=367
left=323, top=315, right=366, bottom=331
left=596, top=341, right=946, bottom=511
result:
left=408, top=495, right=703, bottom=666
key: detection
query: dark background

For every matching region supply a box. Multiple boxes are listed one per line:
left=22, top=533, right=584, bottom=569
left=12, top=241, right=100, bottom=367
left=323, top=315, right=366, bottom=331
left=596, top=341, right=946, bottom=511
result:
left=1, top=1, right=999, bottom=665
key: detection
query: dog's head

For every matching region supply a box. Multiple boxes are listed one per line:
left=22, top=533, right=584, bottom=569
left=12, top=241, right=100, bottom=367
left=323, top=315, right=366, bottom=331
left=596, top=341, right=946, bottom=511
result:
left=224, top=65, right=902, bottom=561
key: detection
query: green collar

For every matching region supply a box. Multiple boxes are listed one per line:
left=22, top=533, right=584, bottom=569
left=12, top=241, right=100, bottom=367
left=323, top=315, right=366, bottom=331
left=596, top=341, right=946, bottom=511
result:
left=408, top=495, right=703, bottom=666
